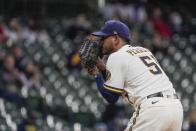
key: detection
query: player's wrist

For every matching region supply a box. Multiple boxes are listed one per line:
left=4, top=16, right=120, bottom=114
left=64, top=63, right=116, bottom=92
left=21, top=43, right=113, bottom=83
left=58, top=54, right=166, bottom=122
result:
left=94, top=73, right=101, bottom=78
left=96, top=57, right=106, bottom=71
left=98, top=67, right=106, bottom=72
left=93, top=69, right=106, bottom=81
left=87, top=66, right=98, bottom=76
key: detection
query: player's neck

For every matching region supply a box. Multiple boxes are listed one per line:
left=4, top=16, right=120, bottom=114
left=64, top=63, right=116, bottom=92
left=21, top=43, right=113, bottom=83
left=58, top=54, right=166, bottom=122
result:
left=115, top=42, right=126, bottom=52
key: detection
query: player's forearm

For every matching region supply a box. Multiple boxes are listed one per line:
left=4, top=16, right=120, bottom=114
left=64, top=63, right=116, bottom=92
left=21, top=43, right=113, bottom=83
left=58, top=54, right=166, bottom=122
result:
left=96, top=57, right=107, bottom=80
left=95, top=74, right=119, bottom=104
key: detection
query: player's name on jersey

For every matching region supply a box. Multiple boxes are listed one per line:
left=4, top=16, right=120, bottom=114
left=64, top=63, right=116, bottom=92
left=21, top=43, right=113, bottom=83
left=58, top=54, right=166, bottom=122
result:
left=126, top=48, right=149, bottom=56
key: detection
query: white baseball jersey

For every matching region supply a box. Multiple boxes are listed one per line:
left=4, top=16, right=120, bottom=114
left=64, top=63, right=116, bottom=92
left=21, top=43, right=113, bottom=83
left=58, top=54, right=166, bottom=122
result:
left=103, top=45, right=176, bottom=106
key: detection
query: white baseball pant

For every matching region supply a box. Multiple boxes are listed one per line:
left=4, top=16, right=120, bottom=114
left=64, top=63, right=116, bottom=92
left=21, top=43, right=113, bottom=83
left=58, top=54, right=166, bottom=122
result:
left=124, top=97, right=183, bottom=131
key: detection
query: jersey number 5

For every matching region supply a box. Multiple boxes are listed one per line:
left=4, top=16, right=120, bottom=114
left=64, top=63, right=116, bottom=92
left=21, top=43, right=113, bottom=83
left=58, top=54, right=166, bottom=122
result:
left=139, top=55, right=162, bottom=75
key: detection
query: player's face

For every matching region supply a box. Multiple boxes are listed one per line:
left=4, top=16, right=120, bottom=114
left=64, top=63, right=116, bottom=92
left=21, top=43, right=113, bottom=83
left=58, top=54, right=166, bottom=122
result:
left=101, top=35, right=117, bottom=55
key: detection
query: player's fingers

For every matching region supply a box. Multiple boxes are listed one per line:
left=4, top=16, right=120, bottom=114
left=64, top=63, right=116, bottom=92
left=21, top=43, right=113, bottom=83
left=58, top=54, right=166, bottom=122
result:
left=96, top=58, right=106, bottom=71
left=87, top=67, right=98, bottom=76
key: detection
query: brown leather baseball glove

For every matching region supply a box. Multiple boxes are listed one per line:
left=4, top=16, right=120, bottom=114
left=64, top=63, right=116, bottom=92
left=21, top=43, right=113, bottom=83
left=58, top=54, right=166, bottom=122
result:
left=79, top=35, right=102, bottom=70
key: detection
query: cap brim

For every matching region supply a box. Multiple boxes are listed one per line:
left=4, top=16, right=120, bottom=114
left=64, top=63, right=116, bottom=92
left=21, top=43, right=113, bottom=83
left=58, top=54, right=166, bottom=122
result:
left=91, top=31, right=109, bottom=37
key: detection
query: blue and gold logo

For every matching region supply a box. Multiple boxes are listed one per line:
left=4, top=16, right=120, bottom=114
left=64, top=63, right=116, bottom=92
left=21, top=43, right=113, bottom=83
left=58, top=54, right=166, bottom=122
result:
left=105, top=69, right=111, bottom=81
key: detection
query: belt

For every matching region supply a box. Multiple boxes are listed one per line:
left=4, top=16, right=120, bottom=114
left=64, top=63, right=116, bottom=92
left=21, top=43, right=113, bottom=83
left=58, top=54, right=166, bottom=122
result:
left=147, top=92, right=179, bottom=99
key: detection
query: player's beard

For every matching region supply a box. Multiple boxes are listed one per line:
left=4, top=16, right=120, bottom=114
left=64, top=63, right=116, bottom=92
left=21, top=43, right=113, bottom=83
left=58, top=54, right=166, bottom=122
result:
left=102, top=44, right=115, bottom=55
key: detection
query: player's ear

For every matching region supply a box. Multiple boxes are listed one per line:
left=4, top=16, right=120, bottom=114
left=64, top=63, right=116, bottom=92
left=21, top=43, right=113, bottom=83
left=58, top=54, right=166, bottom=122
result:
left=114, top=35, right=118, bottom=40
left=113, top=35, right=119, bottom=45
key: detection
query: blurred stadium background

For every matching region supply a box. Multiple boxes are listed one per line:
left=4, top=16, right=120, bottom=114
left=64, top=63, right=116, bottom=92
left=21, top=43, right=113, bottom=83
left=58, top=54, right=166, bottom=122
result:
left=0, top=0, right=196, bottom=131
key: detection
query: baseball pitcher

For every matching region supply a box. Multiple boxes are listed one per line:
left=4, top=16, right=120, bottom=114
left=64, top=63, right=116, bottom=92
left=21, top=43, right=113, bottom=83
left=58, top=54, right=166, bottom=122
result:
left=79, top=20, right=183, bottom=131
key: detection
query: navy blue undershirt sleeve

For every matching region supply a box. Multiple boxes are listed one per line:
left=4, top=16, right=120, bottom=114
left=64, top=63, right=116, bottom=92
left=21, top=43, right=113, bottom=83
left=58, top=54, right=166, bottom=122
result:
left=95, top=74, right=120, bottom=104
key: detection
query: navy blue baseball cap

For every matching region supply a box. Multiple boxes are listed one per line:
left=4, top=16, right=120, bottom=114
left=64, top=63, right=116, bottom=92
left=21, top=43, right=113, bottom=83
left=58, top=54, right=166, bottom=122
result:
left=92, top=20, right=131, bottom=41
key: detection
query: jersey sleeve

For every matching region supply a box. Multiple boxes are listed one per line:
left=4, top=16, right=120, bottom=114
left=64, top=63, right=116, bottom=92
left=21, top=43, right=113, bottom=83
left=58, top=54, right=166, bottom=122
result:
left=104, top=53, right=127, bottom=94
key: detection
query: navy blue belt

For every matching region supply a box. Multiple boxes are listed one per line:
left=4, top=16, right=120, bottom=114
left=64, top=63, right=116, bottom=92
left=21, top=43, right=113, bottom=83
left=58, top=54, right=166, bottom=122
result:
left=147, top=92, right=178, bottom=99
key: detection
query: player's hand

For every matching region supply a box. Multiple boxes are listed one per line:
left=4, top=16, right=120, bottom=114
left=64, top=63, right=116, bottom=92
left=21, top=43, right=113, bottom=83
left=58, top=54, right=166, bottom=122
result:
left=87, top=66, right=99, bottom=76
left=96, top=57, right=106, bottom=72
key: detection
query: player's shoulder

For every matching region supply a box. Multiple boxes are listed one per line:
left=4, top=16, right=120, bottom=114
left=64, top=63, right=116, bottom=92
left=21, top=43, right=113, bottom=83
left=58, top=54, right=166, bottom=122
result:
left=108, top=51, right=125, bottom=61
left=107, top=46, right=132, bottom=63
left=109, top=47, right=130, bottom=59
left=131, top=46, right=150, bottom=51
left=125, top=45, right=153, bottom=56
left=107, top=52, right=129, bottom=67
left=108, top=45, right=152, bottom=60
